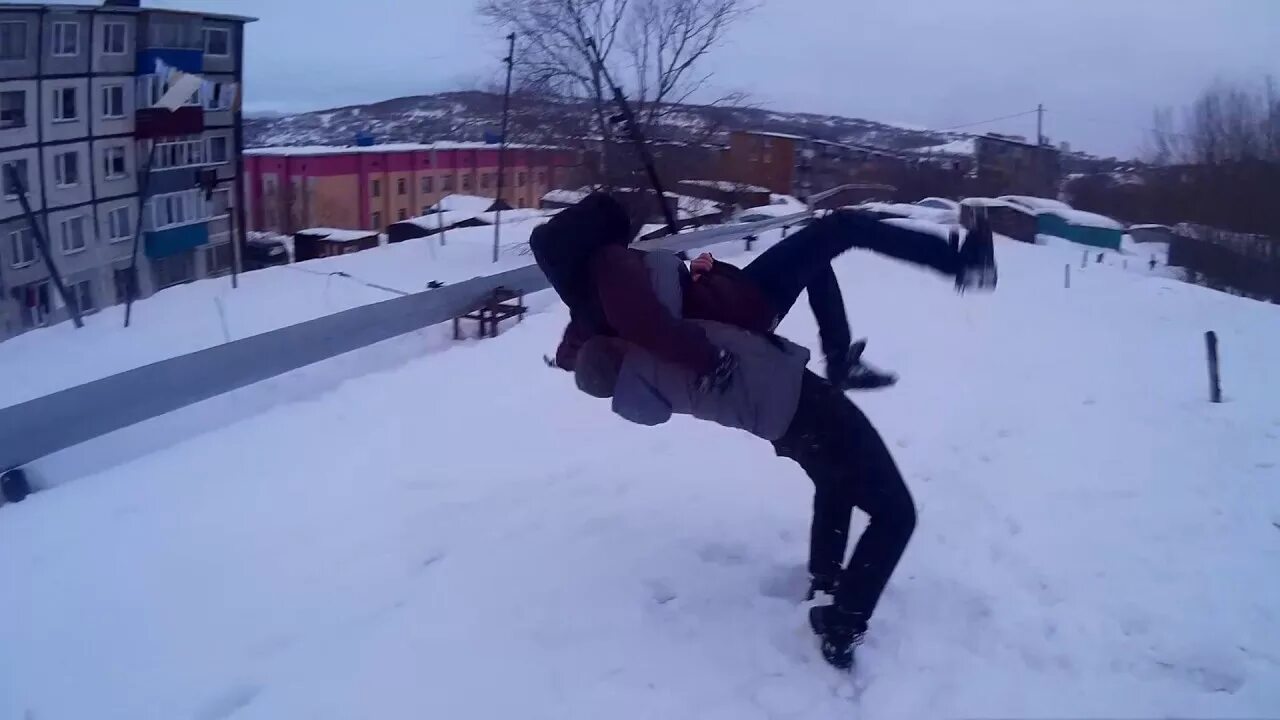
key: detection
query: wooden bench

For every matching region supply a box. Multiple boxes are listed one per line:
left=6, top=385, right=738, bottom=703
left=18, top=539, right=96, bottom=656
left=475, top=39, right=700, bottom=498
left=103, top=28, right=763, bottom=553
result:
left=453, top=286, right=527, bottom=339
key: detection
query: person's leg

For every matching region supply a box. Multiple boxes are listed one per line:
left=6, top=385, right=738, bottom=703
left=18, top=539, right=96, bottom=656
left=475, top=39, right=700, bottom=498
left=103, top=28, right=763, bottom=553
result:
left=804, top=264, right=852, bottom=377
left=831, top=398, right=917, bottom=623
left=743, top=209, right=964, bottom=319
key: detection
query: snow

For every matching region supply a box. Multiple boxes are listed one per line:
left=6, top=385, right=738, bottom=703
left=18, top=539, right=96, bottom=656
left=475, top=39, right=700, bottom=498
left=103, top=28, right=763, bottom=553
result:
left=998, top=195, right=1073, bottom=213
left=1048, top=208, right=1125, bottom=231
left=917, top=197, right=961, bottom=212
left=739, top=203, right=807, bottom=220
left=4, top=226, right=1280, bottom=719
left=431, top=194, right=496, bottom=214
left=474, top=209, right=551, bottom=225
left=297, top=227, right=378, bottom=243
left=858, top=202, right=957, bottom=225
left=400, top=210, right=481, bottom=231
left=681, top=180, right=771, bottom=193
left=960, top=196, right=1017, bottom=209
left=542, top=188, right=589, bottom=205
left=914, top=137, right=976, bottom=156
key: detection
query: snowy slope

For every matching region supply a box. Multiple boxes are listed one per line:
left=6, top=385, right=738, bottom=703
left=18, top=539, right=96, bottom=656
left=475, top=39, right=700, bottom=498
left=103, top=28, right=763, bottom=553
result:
left=3, top=232, right=1280, bottom=718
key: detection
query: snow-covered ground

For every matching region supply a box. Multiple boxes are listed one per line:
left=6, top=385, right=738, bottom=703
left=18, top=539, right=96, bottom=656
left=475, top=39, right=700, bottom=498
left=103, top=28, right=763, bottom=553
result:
left=3, top=225, right=1280, bottom=719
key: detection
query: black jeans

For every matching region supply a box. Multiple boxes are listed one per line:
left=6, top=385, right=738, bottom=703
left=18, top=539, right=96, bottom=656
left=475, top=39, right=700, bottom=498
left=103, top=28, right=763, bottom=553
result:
left=772, top=370, right=916, bottom=625
left=742, top=210, right=962, bottom=371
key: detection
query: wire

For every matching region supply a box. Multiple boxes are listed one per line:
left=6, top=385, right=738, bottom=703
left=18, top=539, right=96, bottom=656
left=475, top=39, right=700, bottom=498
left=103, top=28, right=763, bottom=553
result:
left=932, top=109, right=1041, bottom=133
left=280, top=264, right=412, bottom=297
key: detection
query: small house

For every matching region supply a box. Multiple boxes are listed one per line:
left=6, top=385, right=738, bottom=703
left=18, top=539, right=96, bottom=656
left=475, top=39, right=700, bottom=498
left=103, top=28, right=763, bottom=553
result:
left=960, top=198, right=1038, bottom=244
left=1040, top=209, right=1124, bottom=250
left=293, top=228, right=380, bottom=261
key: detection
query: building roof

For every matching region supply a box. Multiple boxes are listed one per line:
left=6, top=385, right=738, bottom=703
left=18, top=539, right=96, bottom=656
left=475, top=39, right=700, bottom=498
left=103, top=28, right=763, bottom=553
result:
left=296, top=228, right=378, bottom=243
left=679, top=180, right=770, bottom=193
left=738, top=130, right=808, bottom=142
left=1047, top=208, right=1124, bottom=231
left=245, top=142, right=547, bottom=156
left=0, top=3, right=257, bottom=23
left=998, top=195, right=1072, bottom=212
left=979, top=133, right=1054, bottom=151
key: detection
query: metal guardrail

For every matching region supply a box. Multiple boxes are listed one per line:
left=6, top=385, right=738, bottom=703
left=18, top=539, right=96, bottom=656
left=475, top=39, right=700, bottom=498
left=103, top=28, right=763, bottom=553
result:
left=0, top=211, right=809, bottom=470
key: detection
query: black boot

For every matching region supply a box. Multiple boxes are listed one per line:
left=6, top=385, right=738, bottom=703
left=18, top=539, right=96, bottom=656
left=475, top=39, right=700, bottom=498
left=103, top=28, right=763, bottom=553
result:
left=805, top=574, right=837, bottom=601
left=828, top=339, right=897, bottom=391
left=956, top=211, right=998, bottom=292
left=808, top=604, right=867, bottom=671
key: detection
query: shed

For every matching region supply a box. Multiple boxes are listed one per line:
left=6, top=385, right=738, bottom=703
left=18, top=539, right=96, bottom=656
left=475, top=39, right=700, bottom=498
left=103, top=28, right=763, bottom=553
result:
left=293, top=228, right=380, bottom=261
left=1041, top=209, right=1124, bottom=250
left=961, top=198, right=1037, bottom=244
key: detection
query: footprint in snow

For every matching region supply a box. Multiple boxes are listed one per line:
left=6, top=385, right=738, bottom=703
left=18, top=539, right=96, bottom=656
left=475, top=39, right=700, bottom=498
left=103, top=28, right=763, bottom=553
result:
left=194, top=683, right=263, bottom=720
left=698, top=542, right=749, bottom=566
left=759, top=564, right=809, bottom=601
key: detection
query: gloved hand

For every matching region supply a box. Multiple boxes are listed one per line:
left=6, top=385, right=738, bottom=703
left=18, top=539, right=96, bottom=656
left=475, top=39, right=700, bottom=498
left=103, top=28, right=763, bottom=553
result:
left=696, top=348, right=738, bottom=394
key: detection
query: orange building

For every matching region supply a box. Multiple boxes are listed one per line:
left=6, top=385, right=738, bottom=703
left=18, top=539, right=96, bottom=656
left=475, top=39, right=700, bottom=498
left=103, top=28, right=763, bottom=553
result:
left=245, top=143, right=577, bottom=234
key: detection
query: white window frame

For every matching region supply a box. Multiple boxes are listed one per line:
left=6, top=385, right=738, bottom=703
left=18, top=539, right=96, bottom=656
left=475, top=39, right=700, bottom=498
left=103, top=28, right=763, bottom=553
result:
left=8, top=227, right=37, bottom=267
left=52, top=86, right=77, bottom=122
left=60, top=214, right=87, bottom=254
left=102, top=84, right=125, bottom=119
left=107, top=205, right=131, bottom=242
left=0, top=21, right=28, bottom=61
left=103, top=145, right=127, bottom=179
left=206, top=135, right=229, bottom=165
left=2, top=158, right=29, bottom=198
left=151, top=138, right=211, bottom=171
left=202, top=27, right=230, bottom=57
left=203, top=240, right=233, bottom=277
left=421, top=176, right=433, bottom=194
left=102, top=21, right=127, bottom=55
left=0, top=89, right=26, bottom=130
left=149, top=188, right=214, bottom=231
left=71, top=279, right=95, bottom=313
left=52, top=21, right=79, bottom=57
left=54, top=150, right=79, bottom=187
left=138, top=74, right=199, bottom=109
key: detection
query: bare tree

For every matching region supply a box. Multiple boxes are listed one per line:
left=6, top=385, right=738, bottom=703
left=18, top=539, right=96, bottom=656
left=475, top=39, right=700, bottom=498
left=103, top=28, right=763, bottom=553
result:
left=477, top=0, right=754, bottom=183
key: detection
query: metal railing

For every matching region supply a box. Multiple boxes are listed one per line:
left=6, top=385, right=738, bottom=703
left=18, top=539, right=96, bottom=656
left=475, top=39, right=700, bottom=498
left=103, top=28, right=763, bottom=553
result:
left=0, top=211, right=809, bottom=471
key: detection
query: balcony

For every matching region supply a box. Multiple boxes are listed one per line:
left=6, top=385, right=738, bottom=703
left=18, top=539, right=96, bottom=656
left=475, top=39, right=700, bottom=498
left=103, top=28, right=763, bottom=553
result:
left=145, top=222, right=209, bottom=260
left=135, top=106, right=204, bottom=140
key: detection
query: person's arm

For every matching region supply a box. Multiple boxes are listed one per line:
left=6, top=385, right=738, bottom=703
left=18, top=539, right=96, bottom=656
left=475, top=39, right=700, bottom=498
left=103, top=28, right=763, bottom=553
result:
left=591, top=246, right=719, bottom=375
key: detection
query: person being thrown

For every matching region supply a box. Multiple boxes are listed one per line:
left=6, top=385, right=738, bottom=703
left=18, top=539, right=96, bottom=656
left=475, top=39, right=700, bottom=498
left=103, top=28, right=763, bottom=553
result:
left=540, top=193, right=996, bottom=392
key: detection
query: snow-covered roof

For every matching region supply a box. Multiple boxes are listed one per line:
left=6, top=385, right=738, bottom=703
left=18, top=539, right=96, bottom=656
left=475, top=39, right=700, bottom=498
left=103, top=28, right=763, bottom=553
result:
left=998, top=196, right=1073, bottom=212
left=742, top=130, right=807, bottom=141
left=679, top=180, right=770, bottom=193
left=432, top=194, right=498, bottom=214
left=771, top=194, right=804, bottom=206
left=542, top=189, right=589, bottom=205
left=859, top=202, right=956, bottom=223
left=960, top=197, right=1017, bottom=209
left=400, top=210, right=483, bottom=231
left=474, top=209, right=549, bottom=225
left=1129, top=224, right=1172, bottom=231
left=296, top=227, right=378, bottom=242
left=245, top=142, right=546, bottom=156
left=1047, top=208, right=1125, bottom=231
left=739, top=204, right=807, bottom=219
left=916, top=197, right=961, bottom=211
left=913, top=138, right=976, bottom=156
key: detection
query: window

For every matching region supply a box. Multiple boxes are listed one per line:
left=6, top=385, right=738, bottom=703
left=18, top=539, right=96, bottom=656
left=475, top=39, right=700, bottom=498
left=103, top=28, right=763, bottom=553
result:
left=102, top=21, right=126, bottom=54
left=397, top=208, right=407, bottom=221
left=371, top=179, right=381, bottom=197
left=149, top=188, right=219, bottom=230
left=203, top=27, right=230, bottom=56
left=52, top=22, right=79, bottom=57
left=16, top=281, right=50, bottom=329
left=443, top=175, right=455, bottom=191
left=107, top=205, right=131, bottom=242
left=203, top=241, right=233, bottom=276
left=2, top=158, right=29, bottom=197
left=52, top=87, right=77, bottom=122
left=60, top=215, right=86, bottom=253
left=8, top=227, right=36, bottom=267
left=537, top=171, right=546, bottom=185
left=151, top=138, right=210, bottom=170
left=102, top=84, right=124, bottom=118
left=207, top=135, right=229, bottom=164
left=71, top=279, right=95, bottom=313
left=103, top=146, right=127, bottom=179
left=54, top=151, right=79, bottom=187
left=152, top=251, right=195, bottom=289
left=210, top=188, right=230, bottom=216
left=461, top=175, right=471, bottom=191
left=148, top=21, right=200, bottom=50
left=421, top=176, right=433, bottom=194
left=517, top=172, right=526, bottom=187
left=113, top=267, right=135, bottom=303
left=397, top=178, right=406, bottom=196
left=0, top=90, right=26, bottom=129
left=0, top=21, right=27, bottom=60
left=202, top=82, right=232, bottom=111
left=480, top=173, right=491, bottom=189
left=371, top=211, right=381, bottom=228
left=138, top=74, right=199, bottom=108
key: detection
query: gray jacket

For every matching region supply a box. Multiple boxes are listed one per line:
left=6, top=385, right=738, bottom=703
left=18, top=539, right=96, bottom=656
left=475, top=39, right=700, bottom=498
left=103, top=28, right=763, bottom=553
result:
left=609, top=251, right=810, bottom=441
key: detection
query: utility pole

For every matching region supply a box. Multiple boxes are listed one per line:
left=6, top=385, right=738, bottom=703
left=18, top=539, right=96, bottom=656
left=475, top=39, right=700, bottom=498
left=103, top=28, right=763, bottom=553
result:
left=492, top=31, right=515, bottom=264
left=4, top=164, right=83, bottom=328
left=124, top=142, right=158, bottom=328
left=1036, top=103, right=1045, bottom=145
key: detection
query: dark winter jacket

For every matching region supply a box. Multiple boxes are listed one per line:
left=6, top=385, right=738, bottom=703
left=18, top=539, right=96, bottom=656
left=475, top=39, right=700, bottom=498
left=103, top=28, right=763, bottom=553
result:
left=583, top=250, right=809, bottom=441
left=554, top=246, right=777, bottom=373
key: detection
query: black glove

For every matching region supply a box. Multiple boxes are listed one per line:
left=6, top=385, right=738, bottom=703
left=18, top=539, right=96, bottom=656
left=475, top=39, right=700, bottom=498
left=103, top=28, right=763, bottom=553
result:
left=696, top=348, right=738, bottom=394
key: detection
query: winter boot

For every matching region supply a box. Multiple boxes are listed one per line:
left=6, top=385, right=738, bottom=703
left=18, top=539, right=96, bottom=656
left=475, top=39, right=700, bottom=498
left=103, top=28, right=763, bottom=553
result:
left=828, top=339, right=898, bottom=391
left=808, top=604, right=866, bottom=671
left=805, top=574, right=837, bottom=602
left=956, top=209, right=998, bottom=292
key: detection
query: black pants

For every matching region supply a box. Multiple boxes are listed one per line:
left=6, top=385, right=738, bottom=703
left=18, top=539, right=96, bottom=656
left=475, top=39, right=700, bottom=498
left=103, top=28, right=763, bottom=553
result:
left=743, top=210, right=962, bottom=372
left=772, top=370, right=916, bottom=625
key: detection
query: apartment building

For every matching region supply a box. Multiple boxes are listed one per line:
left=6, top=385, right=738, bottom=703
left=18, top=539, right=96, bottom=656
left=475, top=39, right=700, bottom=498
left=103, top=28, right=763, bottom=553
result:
left=0, top=1, right=254, bottom=340
left=974, top=133, right=1062, bottom=198
left=722, top=130, right=909, bottom=200
left=244, top=143, right=578, bottom=235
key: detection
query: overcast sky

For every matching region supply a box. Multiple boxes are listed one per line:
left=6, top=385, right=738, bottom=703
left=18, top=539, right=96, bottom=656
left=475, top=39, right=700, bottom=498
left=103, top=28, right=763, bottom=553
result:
left=45, top=0, right=1280, bottom=158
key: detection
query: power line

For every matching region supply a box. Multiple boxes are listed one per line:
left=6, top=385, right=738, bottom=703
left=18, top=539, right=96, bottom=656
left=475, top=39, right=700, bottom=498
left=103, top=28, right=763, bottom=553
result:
left=932, top=108, right=1040, bottom=133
